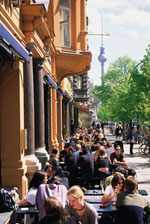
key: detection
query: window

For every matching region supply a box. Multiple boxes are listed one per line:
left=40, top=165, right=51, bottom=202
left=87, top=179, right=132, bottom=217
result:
left=60, top=0, right=70, bottom=47
left=77, top=76, right=82, bottom=89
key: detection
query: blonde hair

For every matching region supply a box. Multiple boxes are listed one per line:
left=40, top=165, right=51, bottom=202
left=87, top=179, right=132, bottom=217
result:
left=67, top=186, right=84, bottom=199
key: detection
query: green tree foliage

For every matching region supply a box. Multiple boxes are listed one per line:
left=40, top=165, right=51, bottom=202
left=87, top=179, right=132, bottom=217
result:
left=93, top=52, right=150, bottom=123
left=93, top=56, right=137, bottom=105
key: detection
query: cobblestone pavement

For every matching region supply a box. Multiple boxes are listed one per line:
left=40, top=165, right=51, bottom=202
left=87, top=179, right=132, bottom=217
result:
left=106, top=131, right=150, bottom=201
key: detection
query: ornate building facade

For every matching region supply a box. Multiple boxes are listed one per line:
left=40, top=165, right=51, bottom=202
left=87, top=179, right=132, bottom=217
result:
left=0, top=0, right=91, bottom=197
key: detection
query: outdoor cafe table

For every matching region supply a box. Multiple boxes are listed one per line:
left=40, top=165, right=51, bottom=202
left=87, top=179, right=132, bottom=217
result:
left=85, top=198, right=102, bottom=203
left=0, top=211, right=14, bottom=224
left=85, top=189, right=103, bottom=196
left=91, top=203, right=117, bottom=214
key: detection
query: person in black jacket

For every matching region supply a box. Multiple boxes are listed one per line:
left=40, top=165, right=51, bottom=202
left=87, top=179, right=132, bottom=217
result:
left=77, top=146, right=94, bottom=179
left=127, top=127, right=135, bottom=154
left=115, top=124, right=123, bottom=141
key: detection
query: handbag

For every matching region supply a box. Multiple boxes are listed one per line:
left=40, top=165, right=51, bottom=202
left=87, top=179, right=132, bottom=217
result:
left=0, top=187, right=20, bottom=212
left=0, top=188, right=15, bottom=212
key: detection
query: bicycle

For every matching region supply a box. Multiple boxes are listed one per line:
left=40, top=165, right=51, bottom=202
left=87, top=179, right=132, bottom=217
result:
left=138, top=138, right=150, bottom=155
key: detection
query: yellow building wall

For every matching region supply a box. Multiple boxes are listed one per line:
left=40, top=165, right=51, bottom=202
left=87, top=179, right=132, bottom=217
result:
left=0, top=62, right=28, bottom=198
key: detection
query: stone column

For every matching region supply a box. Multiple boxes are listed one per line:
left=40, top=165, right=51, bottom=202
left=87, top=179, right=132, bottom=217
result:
left=57, top=92, right=64, bottom=151
left=48, top=88, right=54, bottom=152
left=24, top=49, right=41, bottom=180
left=52, top=88, right=59, bottom=147
left=33, top=59, right=49, bottom=169
left=66, top=101, right=70, bottom=139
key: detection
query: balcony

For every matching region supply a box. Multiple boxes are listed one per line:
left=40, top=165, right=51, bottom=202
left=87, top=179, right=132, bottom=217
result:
left=73, top=89, right=89, bottom=102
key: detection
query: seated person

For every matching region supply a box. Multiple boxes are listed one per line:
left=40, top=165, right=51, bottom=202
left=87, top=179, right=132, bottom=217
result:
left=91, top=144, right=103, bottom=162
left=48, top=148, right=59, bottom=166
left=94, top=149, right=111, bottom=178
left=19, top=171, right=47, bottom=207
left=103, top=166, right=127, bottom=190
left=77, top=146, right=94, bottom=179
left=70, top=134, right=78, bottom=149
left=101, top=173, right=124, bottom=204
left=65, top=147, right=78, bottom=173
left=59, top=143, right=70, bottom=162
left=66, top=186, right=98, bottom=224
left=19, top=170, right=47, bottom=224
left=39, top=196, right=78, bottom=224
left=36, top=176, right=68, bottom=221
left=65, top=147, right=78, bottom=186
left=110, top=145, right=128, bottom=170
left=116, top=176, right=150, bottom=224
left=46, top=165, right=70, bottom=189
left=105, top=142, right=114, bottom=158
left=73, top=144, right=82, bottom=158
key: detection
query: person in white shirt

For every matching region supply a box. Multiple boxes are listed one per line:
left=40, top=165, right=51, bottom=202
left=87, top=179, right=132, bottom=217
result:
left=102, top=173, right=124, bottom=204
left=19, top=170, right=47, bottom=224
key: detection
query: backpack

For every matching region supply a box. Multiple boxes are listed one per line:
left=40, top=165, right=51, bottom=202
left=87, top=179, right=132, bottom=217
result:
left=0, top=187, right=19, bottom=213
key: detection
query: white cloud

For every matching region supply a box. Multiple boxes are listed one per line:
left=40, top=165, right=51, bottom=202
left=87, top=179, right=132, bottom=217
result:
left=87, top=0, right=122, bottom=10
left=125, top=30, right=140, bottom=39
left=87, top=0, right=150, bottom=10
left=35, top=0, right=49, bottom=10
left=106, top=8, right=150, bottom=26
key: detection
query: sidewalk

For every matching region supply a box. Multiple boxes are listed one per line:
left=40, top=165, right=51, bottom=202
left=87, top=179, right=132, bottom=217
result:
left=105, top=130, right=150, bottom=200
left=124, top=143, right=150, bottom=200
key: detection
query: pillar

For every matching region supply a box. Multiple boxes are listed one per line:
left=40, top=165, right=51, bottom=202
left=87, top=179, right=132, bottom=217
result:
left=24, top=50, right=41, bottom=180
left=48, top=88, right=54, bottom=152
left=57, top=93, right=64, bottom=151
left=52, top=88, right=59, bottom=147
left=33, top=59, right=49, bottom=169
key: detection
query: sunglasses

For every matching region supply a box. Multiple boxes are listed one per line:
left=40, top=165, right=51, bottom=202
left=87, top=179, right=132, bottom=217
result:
left=118, top=182, right=123, bottom=185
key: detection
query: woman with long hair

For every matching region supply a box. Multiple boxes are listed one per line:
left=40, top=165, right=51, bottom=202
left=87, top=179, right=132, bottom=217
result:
left=19, top=170, right=47, bottom=224
left=39, top=196, right=78, bottom=224
left=101, top=173, right=124, bottom=204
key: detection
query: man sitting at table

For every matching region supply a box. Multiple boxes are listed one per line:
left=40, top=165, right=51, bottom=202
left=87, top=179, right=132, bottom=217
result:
left=110, top=145, right=128, bottom=170
left=115, top=176, right=150, bottom=224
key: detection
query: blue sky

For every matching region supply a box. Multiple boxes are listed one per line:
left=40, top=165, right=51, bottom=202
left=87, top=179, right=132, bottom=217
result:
left=87, top=0, right=150, bottom=85
left=36, top=0, right=150, bottom=85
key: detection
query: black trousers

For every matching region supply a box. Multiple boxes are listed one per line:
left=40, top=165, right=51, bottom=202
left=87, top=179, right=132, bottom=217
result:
left=130, top=143, right=134, bottom=154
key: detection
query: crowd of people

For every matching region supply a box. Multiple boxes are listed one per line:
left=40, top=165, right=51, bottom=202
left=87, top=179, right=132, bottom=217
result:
left=18, top=122, right=150, bottom=224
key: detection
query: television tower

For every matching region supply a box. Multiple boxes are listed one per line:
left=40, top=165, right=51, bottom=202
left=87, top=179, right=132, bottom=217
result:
left=88, top=15, right=110, bottom=85
left=98, top=15, right=109, bottom=80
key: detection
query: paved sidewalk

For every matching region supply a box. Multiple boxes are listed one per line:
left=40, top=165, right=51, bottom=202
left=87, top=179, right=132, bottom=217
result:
left=105, top=130, right=150, bottom=200
left=124, top=143, right=150, bottom=200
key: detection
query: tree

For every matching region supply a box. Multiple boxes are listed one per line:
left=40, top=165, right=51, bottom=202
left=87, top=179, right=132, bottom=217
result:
left=93, top=56, right=137, bottom=122
left=93, top=56, right=137, bottom=105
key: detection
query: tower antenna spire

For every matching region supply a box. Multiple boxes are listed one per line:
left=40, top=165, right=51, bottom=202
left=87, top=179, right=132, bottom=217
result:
left=101, top=14, right=104, bottom=47
left=88, top=15, right=110, bottom=84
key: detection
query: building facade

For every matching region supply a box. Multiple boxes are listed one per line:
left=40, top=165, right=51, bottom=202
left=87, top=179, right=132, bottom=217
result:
left=0, top=0, right=91, bottom=197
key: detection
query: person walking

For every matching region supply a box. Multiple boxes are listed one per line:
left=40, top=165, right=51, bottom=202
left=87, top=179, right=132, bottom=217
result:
left=128, top=127, right=135, bottom=154
left=115, top=124, right=123, bottom=141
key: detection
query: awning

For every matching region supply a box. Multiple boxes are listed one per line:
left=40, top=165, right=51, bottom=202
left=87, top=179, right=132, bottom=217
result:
left=55, top=50, right=91, bottom=82
left=0, top=21, right=29, bottom=62
left=44, top=74, right=58, bottom=89
left=58, top=87, right=64, bottom=95
left=75, top=103, right=90, bottom=111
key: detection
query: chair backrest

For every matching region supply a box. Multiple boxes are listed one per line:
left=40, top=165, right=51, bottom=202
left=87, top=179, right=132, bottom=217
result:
left=115, top=205, right=144, bottom=224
